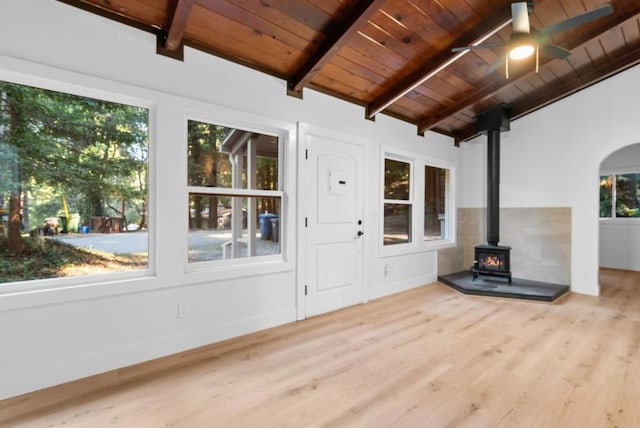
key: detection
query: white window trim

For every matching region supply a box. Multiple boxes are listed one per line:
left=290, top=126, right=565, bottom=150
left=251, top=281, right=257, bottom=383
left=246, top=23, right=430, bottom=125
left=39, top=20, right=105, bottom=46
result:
left=0, top=67, right=157, bottom=297
left=0, top=57, right=298, bottom=310
left=381, top=153, right=415, bottom=255
left=423, top=159, right=456, bottom=248
left=184, top=115, right=290, bottom=273
left=380, top=147, right=456, bottom=258
left=599, top=168, right=640, bottom=222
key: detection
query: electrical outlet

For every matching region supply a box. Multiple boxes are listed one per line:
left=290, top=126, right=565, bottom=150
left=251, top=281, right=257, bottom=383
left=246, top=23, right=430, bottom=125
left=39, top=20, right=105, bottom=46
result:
left=177, top=303, right=190, bottom=318
left=384, top=264, right=391, bottom=277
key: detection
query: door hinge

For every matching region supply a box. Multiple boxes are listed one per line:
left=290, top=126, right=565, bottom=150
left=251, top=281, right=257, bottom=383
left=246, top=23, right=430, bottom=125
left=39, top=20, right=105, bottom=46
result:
left=305, top=285, right=308, bottom=295
left=305, top=149, right=308, bottom=159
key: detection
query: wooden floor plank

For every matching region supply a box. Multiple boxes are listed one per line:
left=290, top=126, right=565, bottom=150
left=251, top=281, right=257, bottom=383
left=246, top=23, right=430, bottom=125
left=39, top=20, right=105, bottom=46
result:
left=2, top=268, right=639, bottom=427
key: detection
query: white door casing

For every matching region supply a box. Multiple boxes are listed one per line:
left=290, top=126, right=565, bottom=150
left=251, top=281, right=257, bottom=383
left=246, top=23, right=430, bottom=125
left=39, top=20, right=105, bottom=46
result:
left=299, top=124, right=365, bottom=318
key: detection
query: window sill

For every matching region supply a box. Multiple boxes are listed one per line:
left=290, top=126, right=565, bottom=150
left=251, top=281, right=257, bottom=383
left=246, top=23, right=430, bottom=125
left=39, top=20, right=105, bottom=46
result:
left=599, top=218, right=640, bottom=226
left=379, top=239, right=456, bottom=258
left=185, top=256, right=293, bottom=281
left=0, top=258, right=294, bottom=312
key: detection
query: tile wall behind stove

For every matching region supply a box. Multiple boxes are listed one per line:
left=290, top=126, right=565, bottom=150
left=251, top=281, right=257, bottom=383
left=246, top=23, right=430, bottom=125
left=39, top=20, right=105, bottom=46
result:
left=438, top=207, right=571, bottom=284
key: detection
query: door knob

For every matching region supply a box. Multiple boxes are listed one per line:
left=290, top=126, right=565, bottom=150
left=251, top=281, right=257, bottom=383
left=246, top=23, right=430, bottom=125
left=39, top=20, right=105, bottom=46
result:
left=357, top=230, right=364, bottom=237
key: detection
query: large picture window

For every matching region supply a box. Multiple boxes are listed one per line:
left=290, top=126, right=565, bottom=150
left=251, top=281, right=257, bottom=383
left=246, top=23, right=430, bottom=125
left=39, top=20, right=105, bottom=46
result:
left=0, top=80, right=149, bottom=285
left=187, top=120, right=282, bottom=263
left=600, top=173, right=640, bottom=218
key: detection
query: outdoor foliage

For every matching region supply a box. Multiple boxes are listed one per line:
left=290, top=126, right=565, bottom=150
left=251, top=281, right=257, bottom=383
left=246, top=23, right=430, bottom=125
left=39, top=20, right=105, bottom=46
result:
left=187, top=121, right=227, bottom=230
left=384, top=158, right=410, bottom=200
left=0, top=80, right=149, bottom=256
left=187, top=121, right=280, bottom=231
left=0, top=237, right=146, bottom=283
left=600, top=174, right=640, bottom=218
left=616, top=173, right=640, bottom=217
left=425, top=165, right=447, bottom=239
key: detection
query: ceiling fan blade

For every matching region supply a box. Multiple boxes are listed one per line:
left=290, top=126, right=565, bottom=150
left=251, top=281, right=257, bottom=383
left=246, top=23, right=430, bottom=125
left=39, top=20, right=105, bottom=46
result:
left=539, top=4, right=613, bottom=38
left=485, top=56, right=505, bottom=75
left=451, top=41, right=506, bottom=53
left=511, top=2, right=531, bottom=34
left=540, top=43, right=572, bottom=59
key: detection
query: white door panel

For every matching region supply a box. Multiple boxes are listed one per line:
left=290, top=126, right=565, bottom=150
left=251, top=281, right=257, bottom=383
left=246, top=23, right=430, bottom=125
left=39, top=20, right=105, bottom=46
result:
left=315, top=242, right=357, bottom=291
left=303, top=132, right=364, bottom=317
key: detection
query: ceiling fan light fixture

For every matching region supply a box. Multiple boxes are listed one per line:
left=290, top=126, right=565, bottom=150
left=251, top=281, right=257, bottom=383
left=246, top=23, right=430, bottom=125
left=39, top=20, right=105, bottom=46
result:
left=509, top=43, right=535, bottom=60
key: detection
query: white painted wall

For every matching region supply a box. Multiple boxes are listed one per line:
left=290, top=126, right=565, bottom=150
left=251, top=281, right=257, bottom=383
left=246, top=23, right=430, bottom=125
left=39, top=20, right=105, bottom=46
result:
left=458, top=64, right=640, bottom=295
left=0, top=0, right=457, bottom=399
left=601, top=143, right=640, bottom=170
left=599, top=220, right=640, bottom=271
left=599, top=143, right=640, bottom=271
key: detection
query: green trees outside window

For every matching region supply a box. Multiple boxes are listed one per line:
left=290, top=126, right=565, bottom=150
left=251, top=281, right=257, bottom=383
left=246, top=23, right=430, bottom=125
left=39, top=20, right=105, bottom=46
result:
left=425, top=166, right=448, bottom=240
left=187, top=120, right=281, bottom=263
left=600, top=174, right=640, bottom=218
left=382, top=156, right=453, bottom=246
left=383, top=158, right=412, bottom=245
left=0, top=81, right=149, bottom=284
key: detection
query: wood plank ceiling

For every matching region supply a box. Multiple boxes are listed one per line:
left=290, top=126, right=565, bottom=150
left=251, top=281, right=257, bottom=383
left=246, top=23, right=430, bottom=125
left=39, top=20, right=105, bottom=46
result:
left=59, top=0, right=640, bottom=144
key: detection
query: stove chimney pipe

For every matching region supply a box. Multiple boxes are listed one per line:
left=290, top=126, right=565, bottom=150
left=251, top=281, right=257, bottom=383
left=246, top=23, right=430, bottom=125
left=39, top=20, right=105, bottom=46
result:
left=487, top=129, right=500, bottom=246
left=475, top=105, right=510, bottom=247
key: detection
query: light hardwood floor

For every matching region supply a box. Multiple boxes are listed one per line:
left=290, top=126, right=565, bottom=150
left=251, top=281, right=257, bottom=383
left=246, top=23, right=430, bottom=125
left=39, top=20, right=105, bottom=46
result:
left=2, top=268, right=639, bottom=427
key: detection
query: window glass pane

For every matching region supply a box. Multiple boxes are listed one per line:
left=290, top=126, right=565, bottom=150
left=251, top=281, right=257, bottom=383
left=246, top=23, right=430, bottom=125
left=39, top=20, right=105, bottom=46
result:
left=384, top=158, right=410, bottom=200
left=425, top=166, right=448, bottom=240
left=0, top=80, right=149, bottom=285
left=616, top=173, right=640, bottom=217
left=188, top=194, right=281, bottom=262
left=599, top=175, right=612, bottom=218
left=187, top=121, right=278, bottom=190
left=383, top=203, right=411, bottom=245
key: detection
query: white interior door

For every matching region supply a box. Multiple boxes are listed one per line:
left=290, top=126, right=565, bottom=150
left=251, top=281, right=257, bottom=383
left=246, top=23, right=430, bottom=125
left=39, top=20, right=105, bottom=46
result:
left=303, top=131, right=364, bottom=317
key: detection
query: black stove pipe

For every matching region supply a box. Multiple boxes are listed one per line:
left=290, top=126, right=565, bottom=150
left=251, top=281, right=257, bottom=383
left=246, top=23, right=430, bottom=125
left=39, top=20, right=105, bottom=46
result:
left=487, top=129, right=500, bottom=246
left=475, top=104, right=510, bottom=248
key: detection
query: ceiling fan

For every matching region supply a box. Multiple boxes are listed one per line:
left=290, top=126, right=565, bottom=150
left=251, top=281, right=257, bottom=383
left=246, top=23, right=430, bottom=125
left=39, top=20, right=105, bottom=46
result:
left=451, top=1, right=613, bottom=77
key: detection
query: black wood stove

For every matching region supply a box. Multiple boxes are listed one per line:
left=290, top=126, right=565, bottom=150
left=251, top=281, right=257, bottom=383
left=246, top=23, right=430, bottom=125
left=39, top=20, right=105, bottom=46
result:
left=472, top=105, right=512, bottom=285
left=473, top=244, right=512, bottom=283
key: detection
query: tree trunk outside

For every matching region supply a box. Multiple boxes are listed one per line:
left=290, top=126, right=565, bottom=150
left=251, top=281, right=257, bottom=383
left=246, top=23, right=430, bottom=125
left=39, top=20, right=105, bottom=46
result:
left=138, top=200, right=146, bottom=230
left=121, top=199, right=128, bottom=232
left=6, top=89, right=24, bottom=254
left=8, top=191, right=23, bottom=255
left=22, top=188, right=29, bottom=231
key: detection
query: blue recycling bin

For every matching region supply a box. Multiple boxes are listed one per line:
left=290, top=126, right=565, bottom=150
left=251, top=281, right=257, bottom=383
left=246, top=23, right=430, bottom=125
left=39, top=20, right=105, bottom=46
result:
left=259, top=212, right=278, bottom=240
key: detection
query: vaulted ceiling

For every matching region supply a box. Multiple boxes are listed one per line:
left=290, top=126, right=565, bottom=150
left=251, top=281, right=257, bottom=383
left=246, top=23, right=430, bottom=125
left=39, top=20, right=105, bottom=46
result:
left=59, top=0, right=640, bottom=144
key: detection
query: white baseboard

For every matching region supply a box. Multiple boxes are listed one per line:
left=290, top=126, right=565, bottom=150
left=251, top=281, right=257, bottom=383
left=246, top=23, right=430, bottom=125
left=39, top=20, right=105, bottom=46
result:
left=1, top=307, right=296, bottom=400
left=369, top=273, right=438, bottom=301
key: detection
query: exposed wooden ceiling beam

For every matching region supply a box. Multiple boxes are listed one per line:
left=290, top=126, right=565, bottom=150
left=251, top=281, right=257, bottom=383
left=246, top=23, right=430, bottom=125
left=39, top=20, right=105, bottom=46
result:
left=454, top=43, right=640, bottom=144
left=288, top=0, right=386, bottom=95
left=366, top=10, right=513, bottom=119
left=418, top=2, right=640, bottom=136
left=165, top=0, right=194, bottom=51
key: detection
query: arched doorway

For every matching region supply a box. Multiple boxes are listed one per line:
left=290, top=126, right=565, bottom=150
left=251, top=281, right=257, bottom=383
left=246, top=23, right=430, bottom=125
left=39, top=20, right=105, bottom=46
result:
left=598, top=143, right=640, bottom=287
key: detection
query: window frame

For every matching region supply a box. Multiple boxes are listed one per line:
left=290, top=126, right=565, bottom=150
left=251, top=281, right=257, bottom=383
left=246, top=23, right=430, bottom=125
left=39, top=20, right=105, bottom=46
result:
left=380, top=147, right=456, bottom=258
left=0, top=60, right=298, bottom=310
left=424, top=163, right=452, bottom=242
left=0, top=71, right=156, bottom=296
left=600, top=167, right=640, bottom=223
left=382, top=154, right=414, bottom=248
left=184, top=115, right=288, bottom=272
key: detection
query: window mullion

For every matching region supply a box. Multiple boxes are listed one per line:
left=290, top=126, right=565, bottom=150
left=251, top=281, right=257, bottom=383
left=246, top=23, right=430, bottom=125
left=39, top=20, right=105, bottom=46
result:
left=187, top=187, right=283, bottom=198
left=612, top=174, right=617, bottom=218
